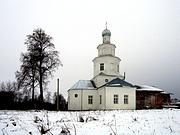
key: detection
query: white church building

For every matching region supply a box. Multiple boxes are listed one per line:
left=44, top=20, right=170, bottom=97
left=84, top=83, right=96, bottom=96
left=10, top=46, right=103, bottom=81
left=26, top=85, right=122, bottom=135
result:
left=68, top=27, right=137, bottom=110
left=67, top=26, right=171, bottom=110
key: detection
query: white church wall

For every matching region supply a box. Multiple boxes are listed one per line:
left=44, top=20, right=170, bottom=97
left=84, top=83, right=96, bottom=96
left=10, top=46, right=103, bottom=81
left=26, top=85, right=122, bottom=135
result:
left=105, top=87, right=136, bottom=110
left=82, top=90, right=98, bottom=110
left=93, top=56, right=120, bottom=77
left=68, top=89, right=98, bottom=110
left=93, top=75, right=116, bottom=88
left=97, top=44, right=116, bottom=56
left=68, top=90, right=82, bottom=110
left=98, top=87, right=106, bottom=109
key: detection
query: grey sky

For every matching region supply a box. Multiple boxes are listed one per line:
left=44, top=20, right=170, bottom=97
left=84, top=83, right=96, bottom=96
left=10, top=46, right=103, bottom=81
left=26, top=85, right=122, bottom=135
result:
left=0, top=0, right=180, bottom=99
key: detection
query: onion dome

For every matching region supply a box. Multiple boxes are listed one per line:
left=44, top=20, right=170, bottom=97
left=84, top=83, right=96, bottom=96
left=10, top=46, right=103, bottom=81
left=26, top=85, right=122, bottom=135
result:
left=102, top=29, right=111, bottom=37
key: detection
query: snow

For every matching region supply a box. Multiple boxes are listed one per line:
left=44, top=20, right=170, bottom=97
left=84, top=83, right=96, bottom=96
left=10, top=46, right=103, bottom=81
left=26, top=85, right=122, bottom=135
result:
left=136, top=85, right=163, bottom=91
left=0, top=109, right=180, bottom=135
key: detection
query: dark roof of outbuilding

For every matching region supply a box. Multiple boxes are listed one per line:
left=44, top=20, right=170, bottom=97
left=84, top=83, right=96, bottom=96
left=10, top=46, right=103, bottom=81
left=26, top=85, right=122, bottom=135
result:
left=101, top=78, right=134, bottom=88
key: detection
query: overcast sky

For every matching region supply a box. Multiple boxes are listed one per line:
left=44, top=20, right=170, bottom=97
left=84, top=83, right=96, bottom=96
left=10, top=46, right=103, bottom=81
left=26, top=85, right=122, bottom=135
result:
left=0, top=0, right=180, bottom=99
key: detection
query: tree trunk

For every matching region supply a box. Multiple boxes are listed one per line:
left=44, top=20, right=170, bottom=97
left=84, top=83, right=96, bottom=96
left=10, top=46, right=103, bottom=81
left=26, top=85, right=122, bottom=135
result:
left=39, top=46, right=44, bottom=107
left=39, top=63, right=43, bottom=105
left=32, top=76, right=35, bottom=108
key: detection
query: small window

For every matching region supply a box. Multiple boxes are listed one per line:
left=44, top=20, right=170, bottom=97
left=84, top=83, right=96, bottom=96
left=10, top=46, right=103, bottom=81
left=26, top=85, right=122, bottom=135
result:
left=100, top=63, right=104, bottom=71
left=124, top=95, right=128, bottom=104
left=114, top=95, right=118, bottom=104
left=105, top=79, right=108, bottom=82
left=75, top=94, right=78, bottom=98
left=88, top=95, right=93, bottom=104
left=100, top=95, right=102, bottom=104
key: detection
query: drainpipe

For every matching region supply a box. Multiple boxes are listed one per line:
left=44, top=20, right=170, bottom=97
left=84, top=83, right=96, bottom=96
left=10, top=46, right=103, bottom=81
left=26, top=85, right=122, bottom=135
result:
left=105, top=87, right=106, bottom=110
left=81, top=90, right=83, bottom=110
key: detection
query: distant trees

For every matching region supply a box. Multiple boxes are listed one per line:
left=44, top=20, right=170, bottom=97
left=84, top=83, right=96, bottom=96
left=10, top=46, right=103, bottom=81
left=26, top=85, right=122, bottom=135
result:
left=53, top=93, right=67, bottom=111
left=0, top=81, right=18, bottom=109
left=0, top=81, right=67, bottom=110
left=16, top=28, right=61, bottom=106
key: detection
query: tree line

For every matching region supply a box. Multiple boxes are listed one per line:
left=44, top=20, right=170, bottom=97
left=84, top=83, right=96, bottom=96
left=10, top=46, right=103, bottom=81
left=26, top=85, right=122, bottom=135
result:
left=0, top=28, right=66, bottom=110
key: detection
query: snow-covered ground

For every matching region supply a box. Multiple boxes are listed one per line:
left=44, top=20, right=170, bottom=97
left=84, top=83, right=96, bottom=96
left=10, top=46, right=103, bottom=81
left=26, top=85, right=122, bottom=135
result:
left=0, top=109, right=180, bottom=135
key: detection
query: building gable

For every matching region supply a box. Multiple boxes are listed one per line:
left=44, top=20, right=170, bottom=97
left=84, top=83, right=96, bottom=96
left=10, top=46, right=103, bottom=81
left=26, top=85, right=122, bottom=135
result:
left=101, top=78, right=134, bottom=88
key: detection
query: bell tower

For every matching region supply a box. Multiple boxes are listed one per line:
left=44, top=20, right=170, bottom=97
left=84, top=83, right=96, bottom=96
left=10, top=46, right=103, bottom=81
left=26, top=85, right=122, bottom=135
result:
left=92, top=25, right=122, bottom=87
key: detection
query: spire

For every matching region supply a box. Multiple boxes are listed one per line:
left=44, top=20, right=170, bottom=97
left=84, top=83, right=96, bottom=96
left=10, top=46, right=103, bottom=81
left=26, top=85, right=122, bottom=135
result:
left=105, top=22, right=107, bottom=29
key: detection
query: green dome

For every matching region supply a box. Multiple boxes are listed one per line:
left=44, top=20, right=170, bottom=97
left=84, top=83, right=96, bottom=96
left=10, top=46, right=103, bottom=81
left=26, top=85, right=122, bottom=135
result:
left=102, top=29, right=111, bottom=36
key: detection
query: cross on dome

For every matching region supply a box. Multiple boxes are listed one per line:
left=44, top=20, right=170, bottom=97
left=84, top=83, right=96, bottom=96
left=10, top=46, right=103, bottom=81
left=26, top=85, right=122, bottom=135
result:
left=102, top=22, right=111, bottom=37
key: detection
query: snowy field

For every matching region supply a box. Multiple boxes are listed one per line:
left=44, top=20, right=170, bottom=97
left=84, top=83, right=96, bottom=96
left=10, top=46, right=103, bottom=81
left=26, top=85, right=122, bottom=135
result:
left=0, top=109, right=180, bottom=135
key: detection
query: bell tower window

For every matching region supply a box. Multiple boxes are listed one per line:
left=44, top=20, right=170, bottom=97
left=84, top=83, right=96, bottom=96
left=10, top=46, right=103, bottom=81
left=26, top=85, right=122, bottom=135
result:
left=100, top=63, right=104, bottom=71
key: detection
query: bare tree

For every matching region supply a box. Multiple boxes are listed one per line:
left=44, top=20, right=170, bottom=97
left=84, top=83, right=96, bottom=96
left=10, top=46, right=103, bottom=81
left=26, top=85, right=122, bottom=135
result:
left=16, top=52, right=38, bottom=104
left=16, top=28, right=61, bottom=106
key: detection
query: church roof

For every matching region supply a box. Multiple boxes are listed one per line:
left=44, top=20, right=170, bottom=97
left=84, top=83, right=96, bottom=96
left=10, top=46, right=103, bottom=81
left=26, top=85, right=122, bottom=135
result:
left=135, top=85, right=163, bottom=92
left=69, top=80, right=96, bottom=90
left=102, top=78, right=134, bottom=88
left=93, top=55, right=121, bottom=61
left=92, top=72, right=124, bottom=80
